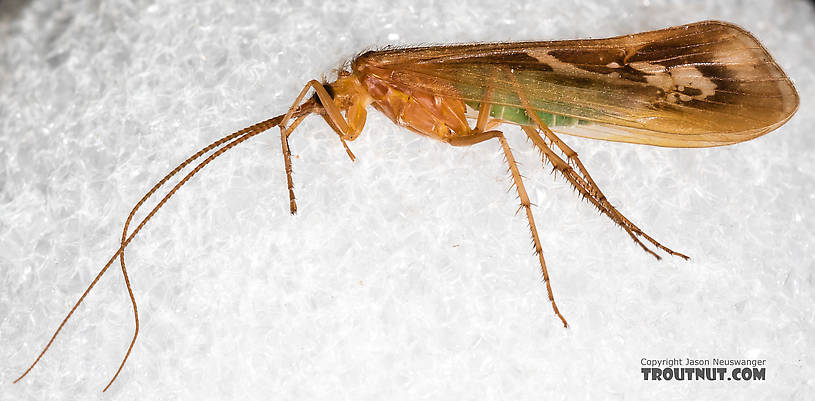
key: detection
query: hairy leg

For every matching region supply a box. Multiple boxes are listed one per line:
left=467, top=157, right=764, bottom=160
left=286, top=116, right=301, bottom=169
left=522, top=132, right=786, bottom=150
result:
left=448, top=129, right=569, bottom=327
left=505, top=72, right=687, bottom=260
left=278, top=81, right=358, bottom=214
left=522, top=126, right=688, bottom=260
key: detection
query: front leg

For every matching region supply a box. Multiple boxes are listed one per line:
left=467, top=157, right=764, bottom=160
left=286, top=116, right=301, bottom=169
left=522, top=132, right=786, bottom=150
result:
left=279, top=80, right=366, bottom=214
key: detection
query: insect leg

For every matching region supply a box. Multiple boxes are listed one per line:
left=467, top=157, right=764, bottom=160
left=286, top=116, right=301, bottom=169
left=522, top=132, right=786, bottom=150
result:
left=505, top=73, right=687, bottom=260
left=280, top=81, right=363, bottom=214
left=520, top=126, right=659, bottom=257
left=109, top=117, right=303, bottom=389
left=474, top=77, right=497, bottom=133
left=523, top=126, right=688, bottom=260
left=281, top=112, right=308, bottom=214
left=279, top=82, right=326, bottom=214
left=445, top=131, right=501, bottom=146
left=529, top=125, right=687, bottom=259
left=448, top=130, right=569, bottom=327
left=316, top=114, right=357, bottom=162
left=15, top=115, right=289, bottom=391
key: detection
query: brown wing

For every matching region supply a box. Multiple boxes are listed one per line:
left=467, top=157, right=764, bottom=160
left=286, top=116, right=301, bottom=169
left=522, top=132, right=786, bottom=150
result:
left=352, top=21, right=798, bottom=147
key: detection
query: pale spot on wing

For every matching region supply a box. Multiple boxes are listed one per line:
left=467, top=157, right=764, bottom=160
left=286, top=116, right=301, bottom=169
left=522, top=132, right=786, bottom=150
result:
left=357, top=21, right=798, bottom=147
left=629, top=61, right=667, bottom=74
left=669, top=65, right=717, bottom=99
left=632, top=61, right=718, bottom=104
left=644, top=73, right=673, bottom=93
left=527, top=51, right=587, bottom=75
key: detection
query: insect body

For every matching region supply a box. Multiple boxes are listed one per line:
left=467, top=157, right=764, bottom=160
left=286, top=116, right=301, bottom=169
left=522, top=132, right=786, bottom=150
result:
left=16, top=20, right=798, bottom=390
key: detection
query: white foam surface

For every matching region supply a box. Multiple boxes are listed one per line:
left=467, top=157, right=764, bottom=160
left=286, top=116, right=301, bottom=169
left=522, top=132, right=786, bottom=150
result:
left=1, top=0, right=813, bottom=399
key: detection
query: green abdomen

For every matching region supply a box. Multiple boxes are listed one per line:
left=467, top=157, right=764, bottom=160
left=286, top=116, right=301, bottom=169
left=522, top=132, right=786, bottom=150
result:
left=466, top=102, right=590, bottom=128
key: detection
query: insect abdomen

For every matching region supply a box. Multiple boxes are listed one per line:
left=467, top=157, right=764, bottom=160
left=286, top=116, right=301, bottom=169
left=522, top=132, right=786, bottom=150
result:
left=466, top=102, right=589, bottom=128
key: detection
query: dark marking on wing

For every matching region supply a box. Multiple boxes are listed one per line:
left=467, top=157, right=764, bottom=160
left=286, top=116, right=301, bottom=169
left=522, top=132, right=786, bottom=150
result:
left=352, top=21, right=798, bottom=147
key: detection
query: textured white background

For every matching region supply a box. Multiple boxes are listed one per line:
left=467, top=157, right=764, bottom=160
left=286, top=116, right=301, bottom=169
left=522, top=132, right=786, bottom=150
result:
left=1, top=0, right=813, bottom=400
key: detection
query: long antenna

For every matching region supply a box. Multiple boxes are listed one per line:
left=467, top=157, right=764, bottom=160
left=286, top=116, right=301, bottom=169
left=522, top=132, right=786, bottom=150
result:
left=107, top=110, right=311, bottom=391
left=15, top=99, right=316, bottom=391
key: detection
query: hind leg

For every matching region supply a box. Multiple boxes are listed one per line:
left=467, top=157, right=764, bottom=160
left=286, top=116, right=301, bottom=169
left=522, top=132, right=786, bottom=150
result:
left=505, top=73, right=687, bottom=260
left=522, top=126, right=688, bottom=260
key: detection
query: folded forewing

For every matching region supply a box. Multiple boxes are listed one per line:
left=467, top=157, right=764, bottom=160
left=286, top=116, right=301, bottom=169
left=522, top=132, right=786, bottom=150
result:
left=353, top=21, right=798, bottom=147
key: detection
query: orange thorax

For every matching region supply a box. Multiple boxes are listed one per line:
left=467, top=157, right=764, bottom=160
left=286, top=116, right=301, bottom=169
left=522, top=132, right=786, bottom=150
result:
left=357, top=71, right=471, bottom=140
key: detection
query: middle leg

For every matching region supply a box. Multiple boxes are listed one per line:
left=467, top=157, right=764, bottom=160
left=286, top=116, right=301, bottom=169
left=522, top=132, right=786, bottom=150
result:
left=448, top=130, right=569, bottom=327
